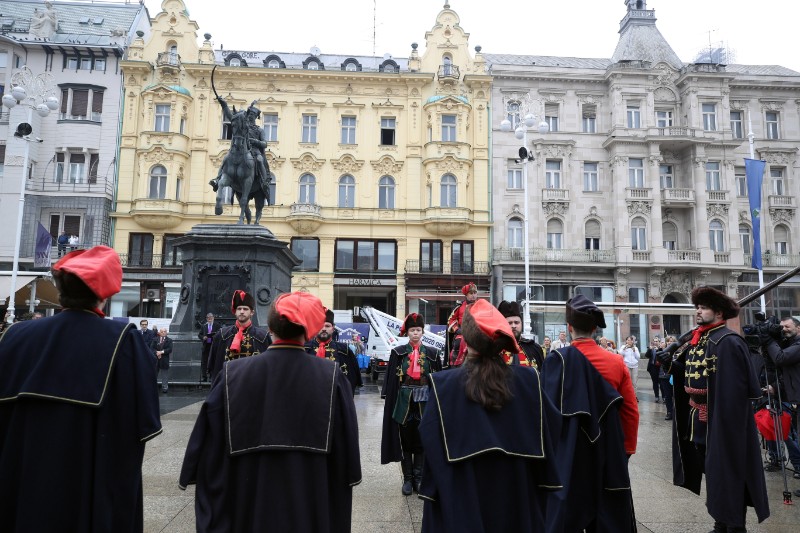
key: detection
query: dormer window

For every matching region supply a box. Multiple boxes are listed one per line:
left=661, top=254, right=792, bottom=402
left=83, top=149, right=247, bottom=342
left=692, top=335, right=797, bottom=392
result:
left=224, top=53, right=247, bottom=67
left=230, top=58, right=241, bottom=67
left=379, top=59, right=399, bottom=73
left=308, top=61, right=319, bottom=70
left=264, top=55, right=285, bottom=68
left=302, top=56, right=325, bottom=70
left=268, top=60, right=280, bottom=68
left=341, top=58, right=361, bottom=72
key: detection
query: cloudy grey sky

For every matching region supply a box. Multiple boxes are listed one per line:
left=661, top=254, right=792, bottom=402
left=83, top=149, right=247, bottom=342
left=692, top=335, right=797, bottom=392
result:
left=147, top=0, right=800, bottom=73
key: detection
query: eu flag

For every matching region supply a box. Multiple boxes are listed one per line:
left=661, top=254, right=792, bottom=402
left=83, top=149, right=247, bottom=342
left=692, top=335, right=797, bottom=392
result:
left=745, top=159, right=766, bottom=270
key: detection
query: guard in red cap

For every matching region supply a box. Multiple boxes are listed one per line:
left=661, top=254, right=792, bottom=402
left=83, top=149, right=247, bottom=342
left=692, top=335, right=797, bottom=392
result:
left=417, top=299, right=561, bottom=530
left=304, top=309, right=362, bottom=395
left=180, top=291, right=361, bottom=532
left=0, top=246, right=162, bottom=532
left=445, top=282, right=479, bottom=367
left=380, top=312, right=441, bottom=495
left=207, top=289, right=270, bottom=380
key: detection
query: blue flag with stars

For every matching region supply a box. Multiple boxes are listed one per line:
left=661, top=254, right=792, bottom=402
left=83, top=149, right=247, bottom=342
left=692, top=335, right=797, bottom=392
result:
left=745, top=158, right=766, bottom=270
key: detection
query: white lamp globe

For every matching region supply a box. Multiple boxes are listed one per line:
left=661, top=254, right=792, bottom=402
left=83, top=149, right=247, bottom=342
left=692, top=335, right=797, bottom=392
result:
left=515, top=126, right=525, bottom=140
left=524, top=113, right=535, bottom=128
left=11, top=85, right=26, bottom=101
left=500, top=118, right=512, bottom=132
left=45, top=96, right=59, bottom=111
left=538, top=121, right=550, bottom=135
left=2, top=94, right=17, bottom=109
left=36, top=103, right=50, bottom=117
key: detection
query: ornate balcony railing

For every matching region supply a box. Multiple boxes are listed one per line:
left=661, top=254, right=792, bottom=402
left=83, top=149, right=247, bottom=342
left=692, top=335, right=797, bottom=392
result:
left=768, top=195, right=796, bottom=208
left=437, top=64, right=460, bottom=80
left=632, top=251, right=651, bottom=261
left=746, top=253, right=800, bottom=267
left=713, top=252, right=730, bottom=264
left=668, top=250, right=701, bottom=262
left=655, top=127, right=698, bottom=137
left=707, top=190, right=729, bottom=202
left=156, top=52, right=180, bottom=67
left=626, top=187, right=652, bottom=200
left=662, top=188, right=695, bottom=203
left=27, top=177, right=114, bottom=195
left=494, top=247, right=616, bottom=263
left=289, top=203, right=322, bottom=215
left=405, top=260, right=490, bottom=275
left=118, top=253, right=182, bottom=268
left=542, top=188, right=570, bottom=201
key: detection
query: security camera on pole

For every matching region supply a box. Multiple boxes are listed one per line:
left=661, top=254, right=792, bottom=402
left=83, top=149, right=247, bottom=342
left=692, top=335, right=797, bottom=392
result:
left=2, top=67, right=59, bottom=324
left=499, top=93, right=549, bottom=340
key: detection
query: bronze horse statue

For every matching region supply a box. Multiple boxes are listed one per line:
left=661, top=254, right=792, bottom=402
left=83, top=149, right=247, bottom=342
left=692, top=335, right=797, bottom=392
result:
left=210, top=66, right=271, bottom=224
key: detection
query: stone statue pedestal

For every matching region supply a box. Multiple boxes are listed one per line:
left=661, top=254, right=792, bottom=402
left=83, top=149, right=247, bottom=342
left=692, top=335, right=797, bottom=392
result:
left=167, top=224, right=299, bottom=382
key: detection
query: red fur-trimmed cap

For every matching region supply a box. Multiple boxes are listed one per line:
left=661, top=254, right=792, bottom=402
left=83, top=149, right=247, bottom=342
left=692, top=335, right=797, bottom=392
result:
left=274, top=292, right=326, bottom=340
left=52, top=246, right=122, bottom=300
left=691, top=286, right=740, bottom=320
left=461, top=282, right=478, bottom=295
left=231, top=290, right=256, bottom=314
left=400, top=312, right=425, bottom=336
left=461, top=299, right=520, bottom=353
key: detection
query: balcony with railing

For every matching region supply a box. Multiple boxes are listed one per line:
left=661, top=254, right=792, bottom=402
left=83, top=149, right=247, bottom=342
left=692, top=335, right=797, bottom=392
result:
left=713, top=252, right=730, bottom=264
left=662, top=188, right=695, bottom=205
left=625, top=187, right=652, bottom=201
left=27, top=176, right=114, bottom=196
left=118, top=253, right=182, bottom=269
left=632, top=250, right=651, bottom=261
left=405, top=260, right=490, bottom=275
left=287, top=202, right=324, bottom=234
left=156, top=52, right=181, bottom=68
left=667, top=250, right=701, bottom=263
left=542, top=188, right=570, bottom=201
left=745, top=253, right=800, bottom=268
left=768, top=195, right=796, bottom=209
left=437, top=64, right=460, bottom=81
left=706, top=190, right=729, bottom=202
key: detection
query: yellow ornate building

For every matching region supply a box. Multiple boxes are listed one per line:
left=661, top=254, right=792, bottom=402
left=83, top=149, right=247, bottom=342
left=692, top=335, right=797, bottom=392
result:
left=112, top=0, right=491, bottom=321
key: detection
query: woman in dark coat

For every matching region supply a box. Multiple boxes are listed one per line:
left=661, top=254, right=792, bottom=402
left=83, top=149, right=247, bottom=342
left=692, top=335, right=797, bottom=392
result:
left=380, top=313, right=440, bottom=495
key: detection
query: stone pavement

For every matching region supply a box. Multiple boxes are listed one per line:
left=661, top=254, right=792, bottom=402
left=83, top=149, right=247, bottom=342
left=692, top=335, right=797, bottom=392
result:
left=143, top=372, right=800, bottom=533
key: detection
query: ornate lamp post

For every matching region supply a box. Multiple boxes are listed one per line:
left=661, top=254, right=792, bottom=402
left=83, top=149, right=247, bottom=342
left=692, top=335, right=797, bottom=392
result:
left=2, top=67, right=59, bottom=323
left=500, top=93, right=549, bottom=339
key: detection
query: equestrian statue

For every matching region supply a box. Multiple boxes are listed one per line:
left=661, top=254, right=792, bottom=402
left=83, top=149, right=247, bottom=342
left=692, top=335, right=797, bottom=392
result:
left=209, top=66, right=271, bottom=224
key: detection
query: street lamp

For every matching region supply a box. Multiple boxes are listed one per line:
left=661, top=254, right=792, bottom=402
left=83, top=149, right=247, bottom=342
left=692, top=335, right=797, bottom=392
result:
left=500, top=94, right=549, bottom=339
left=3, top=67, right=59, bottom=324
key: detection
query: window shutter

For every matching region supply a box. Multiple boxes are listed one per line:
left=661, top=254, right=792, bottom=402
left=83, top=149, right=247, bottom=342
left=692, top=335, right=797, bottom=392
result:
left=91, top=91, right=104, bottom=113
left=545, top=104, right=558, bottom=116
left=582, top=104, right=597, bottom=118
left=547, top=219, right=563, bottom=233
left=61, top=88, right=68, bottom=113
left=70, top=153, right=85, bottom=164
left=775, top=225, right=788, bottom=241
left=71, top=90, right=88, bottom=116
left=662, top=223, right=677, bottom=241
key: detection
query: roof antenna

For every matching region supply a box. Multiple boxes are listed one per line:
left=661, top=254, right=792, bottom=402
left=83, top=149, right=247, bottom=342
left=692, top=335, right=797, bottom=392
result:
left=372, top=0, right=376, bottom=57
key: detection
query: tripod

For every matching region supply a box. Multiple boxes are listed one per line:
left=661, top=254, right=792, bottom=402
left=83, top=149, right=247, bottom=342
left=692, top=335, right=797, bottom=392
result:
left=760, top=354, right=794, bottom=505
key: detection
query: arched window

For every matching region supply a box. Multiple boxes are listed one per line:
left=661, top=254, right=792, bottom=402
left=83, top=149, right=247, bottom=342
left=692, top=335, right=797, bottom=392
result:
left=338, top=175, right=355, bottom=208
left=739, top=224, right=751, bottom=255
left=149, top=165, right=167, bottom=199
left=440, top=174, right=457, bottom=207
left=229, top=58, right=241, bottom=67
left=378, top=176, right=395, bottom=209
left=774, top=224, right=790, bottom=255
left=442, top=55, right=452, bottom=76
left=506, top=101, right=520, bottom=129
left=631, top=217, right=647, bottom=250
left=662, top=221, right=678, bottom=250
left=508, top=217, right=523, bottom=249
left=709, top=220, right=725, bottom=252
left=299, top=173, right=316, bottom=204
left=585, top=219, right=601, bottom=250
left=268, top=59, right=280, bottom=68
left=547, top=219, right=563, bottom=249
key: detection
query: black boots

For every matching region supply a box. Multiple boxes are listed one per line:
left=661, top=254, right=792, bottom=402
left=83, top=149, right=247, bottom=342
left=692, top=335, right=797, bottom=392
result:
left=710, top=522, right=747, bottom=533
left=401, top=457, right=413, bottom=496
left=412, top=453, right=424, bottom=493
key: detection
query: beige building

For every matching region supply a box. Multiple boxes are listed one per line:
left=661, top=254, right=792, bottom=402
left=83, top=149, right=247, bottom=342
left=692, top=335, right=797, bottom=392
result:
left=112, top=0, right=491, bottom=322
left=488, top=0, right=800, bottom=344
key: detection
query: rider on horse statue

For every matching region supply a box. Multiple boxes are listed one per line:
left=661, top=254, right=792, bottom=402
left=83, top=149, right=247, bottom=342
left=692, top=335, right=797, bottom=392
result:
left=209, top=96, right=271, bottom=205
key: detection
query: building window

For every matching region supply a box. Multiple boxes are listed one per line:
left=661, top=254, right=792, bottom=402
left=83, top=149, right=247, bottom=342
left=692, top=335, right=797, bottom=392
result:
left=380, top=117, right=396, bottom=145
left=774, top=224, right=790, bottom=255
left=705, top=162, right=721, bottom=191
left=735, top=168, right=747, bottom=197
left=338, top=175, right=355, bottom=208
left=154, top=104, right=170, bottom=132
left=291, top=238, right=320, bottom=271
left=94, top=58, right=106, bottom=71
left=129, top=233, right=154, bottom=267
left=770, top=168, right=785, bottom=196
left=656, top=110, right=673, bottom=128
left=163, top=234, right=183, bottom=267
left=585, top=219, right=601, bottom=250
left=341, top=116, right=356, bottom=144
left=659, top=164, right=673, bottom=189
left=55, top=153, right=89, bottom=183
left=546, top=219, right=563, bottom=249
left=583, top=162, right=598, bottom=192
left=229, top=58, right=241, bottom=67
left=175, top=177, right=182, bottom=201
left=80, top=58, right=93, bottom=70
left=59, top=87, right=100, bottom=121
left=301, top=114, right=317, bottom=143
left=702, top=103, right=717, bottom=131
left=545, top=160, right=561, bottom=189
left=452, top=241, right=474, bottom=273
left=344, top=62, right=358, bottom=72
left=545, top=104, right=559, bottom=132
left=420, top=240, right=443, bottom=272
left=730, top=111, right=743, bottom=139
left=335, top=239, right=396, bottom=272
left=179, top=117, right=186, bottom=134
left=631, top=218, right=647, bottom=250
left=263, top=113, right=278, bottom=142
left=378, top=175, right=395, bottom=209
left=49, top=214, right=82, bottom=244
left=268, top=172, right=277, bottom=204
left=221, top=113, right=232, bottom=140
left=663, top=222, right=677, bottom=250
left=508, top=217, right=524, bottom=249
left=299, top=173, right=316, bottom=204
left=506, top=101, right=520, bottom=130
left=267, top=59, right=281, bottom=68
left=627, top=104, right=641, bottom=128
left=440, top=174, right=457, bottom=207
left=442, top=114, right=457, bottom=142
left=149, top=165, right=167, bottom=199
left=739, top=225, right=751, bottom=255
left=507, top=164, right=523, bottom=189
left=766, top=112, right=780, bottom=139
left=582, top=105, right=596, bottom=133
left=67, top=57, right=78, bottom=69
left=629, top=158, right=644, bottom=188
left=709, top=220, right=725, bottom=252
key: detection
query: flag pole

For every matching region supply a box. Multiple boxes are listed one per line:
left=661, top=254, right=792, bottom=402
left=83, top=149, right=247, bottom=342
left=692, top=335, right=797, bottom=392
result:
left=747, top=110, right=766, bottom=314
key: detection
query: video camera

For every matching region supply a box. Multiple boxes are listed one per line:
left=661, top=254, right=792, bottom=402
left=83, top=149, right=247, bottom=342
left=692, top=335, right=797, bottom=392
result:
left=742, top=312, right=783, bottom=349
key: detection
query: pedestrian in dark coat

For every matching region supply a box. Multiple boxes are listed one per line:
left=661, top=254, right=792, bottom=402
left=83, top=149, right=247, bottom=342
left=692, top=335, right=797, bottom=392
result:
left=151, top=327, right=173, bottom=393
left=197, top=313, right=222, bottom=381
left=180, top=292, right=361, bottom=532
left=645, top=336, right=662, bottom=402
left=380, top=312, right=441, bottom=495
left=659, top=286, right=769, bottom=532
left=0, top=246, right=162, bottom=532
left=208, top=290, right=270, bottom=380
left=418, top=299, right=561, bottom=532
left=306, top=309, right=362, bottom=395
